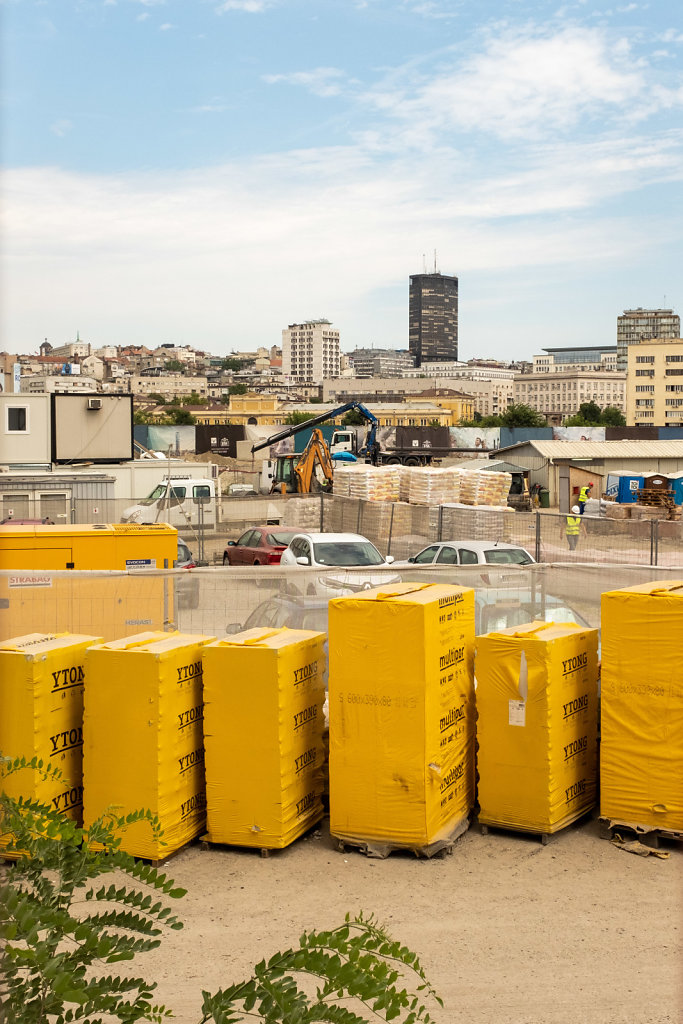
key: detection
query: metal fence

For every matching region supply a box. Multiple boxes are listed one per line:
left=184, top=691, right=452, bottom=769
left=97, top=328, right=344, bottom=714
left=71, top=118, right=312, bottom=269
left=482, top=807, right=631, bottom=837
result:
left=2, top=561, right=680, bottom=644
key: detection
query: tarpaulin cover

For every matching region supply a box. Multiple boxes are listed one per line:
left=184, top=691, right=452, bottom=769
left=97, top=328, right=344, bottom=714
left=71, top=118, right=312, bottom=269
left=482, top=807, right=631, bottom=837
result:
left=476, top=621, right=599, bottom=833
left=202, top=626, right=326, bottom=849
left=0, top=632, right=102, bottom=849
left=328, top=582, right=475, bottom=850
left=601, top=581, right=683, bottom=831
left=83, top=630, right=215, bottom=859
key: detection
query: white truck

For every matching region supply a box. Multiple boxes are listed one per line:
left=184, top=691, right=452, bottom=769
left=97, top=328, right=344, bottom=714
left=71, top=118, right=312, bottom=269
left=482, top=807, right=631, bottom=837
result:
left=120, top=476, right=285, bottom=530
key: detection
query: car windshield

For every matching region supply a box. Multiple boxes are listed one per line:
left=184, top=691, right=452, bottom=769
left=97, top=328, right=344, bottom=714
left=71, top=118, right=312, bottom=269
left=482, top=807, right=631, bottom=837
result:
left=267, top=531, right=299, bottom=546
left=140, top=484, right=166, bottom=506
left=312, top=541, right=384, bottom=566
left=484, top=548, right=533, bottom=565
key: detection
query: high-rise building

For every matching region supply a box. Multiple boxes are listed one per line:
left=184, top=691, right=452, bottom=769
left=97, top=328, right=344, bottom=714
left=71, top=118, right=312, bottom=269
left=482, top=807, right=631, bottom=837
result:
left=616, top=308, right=680, bottom=372
left=349, top=348, right=414, bottom=378
left=282, top=319, right=340, bottom=384
left=409, top=272, right=458, bottom=366
left=625, top=336, right=683, bottom=426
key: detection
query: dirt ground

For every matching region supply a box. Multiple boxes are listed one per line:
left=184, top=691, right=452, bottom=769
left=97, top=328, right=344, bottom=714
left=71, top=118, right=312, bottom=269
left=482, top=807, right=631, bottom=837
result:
left=142, top=815, right=681, bottom=1024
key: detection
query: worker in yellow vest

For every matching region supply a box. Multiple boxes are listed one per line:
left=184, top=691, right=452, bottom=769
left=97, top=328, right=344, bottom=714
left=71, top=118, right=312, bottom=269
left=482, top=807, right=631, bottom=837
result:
left=578, top=481, right=593, bottom=514
left=563, top=505, right=584, bottom=551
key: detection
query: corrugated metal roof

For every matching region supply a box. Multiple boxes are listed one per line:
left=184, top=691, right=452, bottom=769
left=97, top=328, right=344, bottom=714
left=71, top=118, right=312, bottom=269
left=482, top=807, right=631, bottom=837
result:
left=498, top=439, right=683, bottom=459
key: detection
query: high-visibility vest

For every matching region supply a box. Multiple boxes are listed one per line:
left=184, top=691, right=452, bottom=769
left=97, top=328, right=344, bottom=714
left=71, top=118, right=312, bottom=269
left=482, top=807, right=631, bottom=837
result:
left=579, top=486, right=590, bottom=503
left=566, top=515, right=581, bottom=535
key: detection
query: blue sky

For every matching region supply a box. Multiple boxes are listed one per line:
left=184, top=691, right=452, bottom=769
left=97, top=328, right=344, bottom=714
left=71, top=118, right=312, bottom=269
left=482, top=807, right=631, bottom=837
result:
left=2, top=0, right=682, bottom=359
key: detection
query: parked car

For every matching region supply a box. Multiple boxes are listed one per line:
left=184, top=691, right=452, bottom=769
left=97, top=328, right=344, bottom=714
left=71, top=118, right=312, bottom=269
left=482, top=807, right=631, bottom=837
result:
left=279, top=532, right=399, bottom=596
left=0, top=517, right=55, bottom=525
left=175, top=538, right=200, bottom=609
left=223, top=526, right=301, bottom=566
left=402, top=540, right=535, bottom=567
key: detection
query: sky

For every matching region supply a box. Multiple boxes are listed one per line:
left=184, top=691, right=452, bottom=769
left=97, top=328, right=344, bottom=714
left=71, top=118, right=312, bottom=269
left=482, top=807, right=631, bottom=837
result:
left=2, top=0, right=682, bottom=361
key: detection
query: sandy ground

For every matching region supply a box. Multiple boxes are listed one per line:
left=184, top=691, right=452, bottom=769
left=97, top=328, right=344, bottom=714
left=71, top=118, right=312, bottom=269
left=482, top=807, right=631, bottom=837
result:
left=141, top=814, right=681, bottom=1024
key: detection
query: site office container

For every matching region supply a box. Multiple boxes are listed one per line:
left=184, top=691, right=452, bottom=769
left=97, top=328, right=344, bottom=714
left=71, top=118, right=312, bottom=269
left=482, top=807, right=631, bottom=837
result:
left=0, top=524, right=178, bottom=642
left=0, top=523, right=177, bottom=571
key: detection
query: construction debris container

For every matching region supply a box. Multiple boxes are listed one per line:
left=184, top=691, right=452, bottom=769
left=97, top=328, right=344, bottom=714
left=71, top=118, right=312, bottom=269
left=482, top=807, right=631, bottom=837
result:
left=83, top=630, right=215, bottom=860
left=601, top=582, right=683, bottom=832
left=0, top=632, right=102, bottom=850
left=328, top=583, right=476, bottom=855
left=202, top=627, right=327, bottom=849
left=476, top=621, right=599, bottom=834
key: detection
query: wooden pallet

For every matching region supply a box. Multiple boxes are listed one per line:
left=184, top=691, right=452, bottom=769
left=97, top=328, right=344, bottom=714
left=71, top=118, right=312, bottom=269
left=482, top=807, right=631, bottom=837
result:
left=333, top=815, right=470, bottom=860
left=598, top=817, right=682, bottom=849
left=478, top=807, right=594, bottom=846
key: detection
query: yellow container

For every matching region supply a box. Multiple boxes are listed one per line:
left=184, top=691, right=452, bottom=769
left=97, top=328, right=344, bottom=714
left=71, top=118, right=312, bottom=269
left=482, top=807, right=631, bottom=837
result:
left=476, top=621, right=599, bottom=834
left=83, top=630, right=215, bottom=860
left=202, top=627, right=327, bottom=849
left=601, top=581, right=683, bottom=832
left=0, top=632, right=102, bottom=849
left=0, top=523, right=177, bottom=571
left=328, top=583, right=475, bottom=853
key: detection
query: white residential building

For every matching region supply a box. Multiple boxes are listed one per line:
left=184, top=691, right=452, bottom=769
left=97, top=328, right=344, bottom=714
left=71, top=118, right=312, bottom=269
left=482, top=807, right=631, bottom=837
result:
left=282, top=320, right=340, bottom=383
left=514, top=371, right=626, bottom=422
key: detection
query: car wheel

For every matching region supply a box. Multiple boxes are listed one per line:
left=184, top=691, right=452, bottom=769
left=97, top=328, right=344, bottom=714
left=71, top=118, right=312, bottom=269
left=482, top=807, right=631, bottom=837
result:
left=223, top=554, right=230, bottom=566
left=253, top=560, right=260, bottom=566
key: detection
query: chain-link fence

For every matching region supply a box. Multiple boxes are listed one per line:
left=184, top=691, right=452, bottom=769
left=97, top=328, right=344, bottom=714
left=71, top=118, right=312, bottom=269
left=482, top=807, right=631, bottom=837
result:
left=2, top=561, right=680, bottom=644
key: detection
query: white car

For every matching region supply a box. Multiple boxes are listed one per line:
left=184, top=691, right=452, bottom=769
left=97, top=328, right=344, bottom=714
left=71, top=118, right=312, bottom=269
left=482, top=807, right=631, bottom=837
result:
left=279, top=532, right=399, bottom=596
left=402, top=540, right=535, bottom=567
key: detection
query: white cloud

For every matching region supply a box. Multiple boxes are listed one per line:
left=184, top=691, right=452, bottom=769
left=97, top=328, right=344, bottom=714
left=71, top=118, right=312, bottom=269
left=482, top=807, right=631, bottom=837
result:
left=263, top=67, right=349, bottom=98
left=50, top=119, right=73, bottom=138
left=159, top=22, right=173, bottom=30
left=216, top=1, right=271, bottom=12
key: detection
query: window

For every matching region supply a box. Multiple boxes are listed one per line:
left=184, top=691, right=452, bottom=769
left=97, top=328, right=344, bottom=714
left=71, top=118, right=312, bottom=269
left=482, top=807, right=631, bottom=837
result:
left=458, top=548, right=479, bottom=565
left=6, top=406, right=28, bottom=432
left=635, top=356, right=655, bottom=363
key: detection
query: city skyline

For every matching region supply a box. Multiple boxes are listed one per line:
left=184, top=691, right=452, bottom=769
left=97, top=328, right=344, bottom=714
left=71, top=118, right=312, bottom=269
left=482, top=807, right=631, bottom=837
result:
left=2, top=0, right=682, bottom=359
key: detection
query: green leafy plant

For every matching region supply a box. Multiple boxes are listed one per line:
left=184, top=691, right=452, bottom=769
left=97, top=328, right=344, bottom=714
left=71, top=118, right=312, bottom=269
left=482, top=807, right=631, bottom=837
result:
left=200, top=912, right=442, bottom=1024
left=0, top=756, right=186, bottom=1024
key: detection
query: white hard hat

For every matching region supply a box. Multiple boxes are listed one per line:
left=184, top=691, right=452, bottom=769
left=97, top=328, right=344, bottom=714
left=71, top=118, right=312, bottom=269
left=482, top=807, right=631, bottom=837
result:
left=571, top=505, right=580, bottom=514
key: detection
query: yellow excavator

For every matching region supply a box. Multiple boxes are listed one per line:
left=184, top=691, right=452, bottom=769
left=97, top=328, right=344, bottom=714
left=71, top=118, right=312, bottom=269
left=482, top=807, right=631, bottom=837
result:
left=268, top=428, right=334, bottom=494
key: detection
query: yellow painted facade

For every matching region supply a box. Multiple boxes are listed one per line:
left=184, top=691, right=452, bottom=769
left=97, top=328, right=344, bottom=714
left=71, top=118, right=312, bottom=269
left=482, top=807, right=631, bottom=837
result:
left=626, top=337, right=683, bottom=426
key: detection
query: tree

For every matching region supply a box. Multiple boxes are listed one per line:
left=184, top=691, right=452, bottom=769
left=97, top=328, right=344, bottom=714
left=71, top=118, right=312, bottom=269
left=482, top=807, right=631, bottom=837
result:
left=0, top=756, right=185, bottom=1024
left=578, top=401, right=602, bottom=425
left=182, top=391, right=203, bottom=406
left=500, top=404, right=546, bottom=428
left=600, top=405, right=626, bottom=426
left=342, top=409, right=366, bottom=426
left=164, top=360, right=183, bottom=372
left=169, top=408, right=195, bottom=425
left=228, top=383, right=248, bottom=396
left=428, top=419, right=441, bottom=428
left=284, top=411, right=314, bottom=425
left=149, top=393, right=166, bottom=406
left=221, top=358, right=243, bottom=372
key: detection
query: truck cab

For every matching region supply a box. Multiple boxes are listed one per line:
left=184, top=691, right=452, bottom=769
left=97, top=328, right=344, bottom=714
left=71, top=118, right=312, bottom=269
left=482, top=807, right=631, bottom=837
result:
left=121, top=477, right=217, bottom=528
left=329, top=429, right=357, bottom=456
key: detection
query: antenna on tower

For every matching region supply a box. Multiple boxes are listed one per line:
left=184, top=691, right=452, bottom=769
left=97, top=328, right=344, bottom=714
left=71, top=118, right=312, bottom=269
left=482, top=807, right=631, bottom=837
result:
left=433, top=250, right=438, bottom=273
left=422, top=253, right=427, bottom=273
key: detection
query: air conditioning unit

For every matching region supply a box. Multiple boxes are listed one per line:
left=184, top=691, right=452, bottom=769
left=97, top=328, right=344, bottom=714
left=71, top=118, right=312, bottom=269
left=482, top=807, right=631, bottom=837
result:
left=87, top=398, right=102, bottom=411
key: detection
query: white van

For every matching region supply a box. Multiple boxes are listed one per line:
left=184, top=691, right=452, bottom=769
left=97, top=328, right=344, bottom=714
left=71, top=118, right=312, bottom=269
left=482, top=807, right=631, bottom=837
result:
left=121, top=477, right=218, bottom=529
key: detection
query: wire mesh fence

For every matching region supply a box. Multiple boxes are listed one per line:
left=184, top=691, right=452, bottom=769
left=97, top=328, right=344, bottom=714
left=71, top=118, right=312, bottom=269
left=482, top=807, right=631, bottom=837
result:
left=2, top=561, right=680, bottom=644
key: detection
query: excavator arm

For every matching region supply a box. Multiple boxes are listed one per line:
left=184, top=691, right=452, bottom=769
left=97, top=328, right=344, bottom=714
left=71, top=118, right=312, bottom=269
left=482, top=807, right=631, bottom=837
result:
left=293, top=429, right=334, bottom=493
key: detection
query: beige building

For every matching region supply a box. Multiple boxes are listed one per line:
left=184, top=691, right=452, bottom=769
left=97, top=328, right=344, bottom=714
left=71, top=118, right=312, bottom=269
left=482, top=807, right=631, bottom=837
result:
left=626, top=337, right=683, bottom=426
left=191, top=395, right=452, bottom=428
left=532, top=346, right=617, bottom=374
left=323, top=373, right=509, bottom=419
left=514, top=371, right=625, bottom=423
left=129, top=374, right=209, bottom=398
left=282, top=320, right=340, bottom=383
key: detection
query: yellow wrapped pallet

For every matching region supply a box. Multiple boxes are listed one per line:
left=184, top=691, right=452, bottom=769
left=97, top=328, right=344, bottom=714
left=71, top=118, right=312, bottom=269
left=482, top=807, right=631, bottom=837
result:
left=0, top=632, right=102, bottom=850
left=601, top=581, right=683, bottom=832
left=476, top=621, right=599, bottom=834
left=202, top=627, right=326, bottom=849
left=328, top=583, right=475, bottom=855
left=83, top=630, right=215, bottom=859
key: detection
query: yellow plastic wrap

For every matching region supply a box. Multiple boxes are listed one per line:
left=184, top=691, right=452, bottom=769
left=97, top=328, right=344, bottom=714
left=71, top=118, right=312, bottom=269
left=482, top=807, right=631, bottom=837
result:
left=328, top=583, right=475, bottom=854
left=0, top=632, right=102, bottom=850
left=202, top=627, right=327, bottom=849
left=476, top=621, right=599, bottom=833
left=83, top=630, right=215, bottom=859
left=601, top=581, right=683, bottom=832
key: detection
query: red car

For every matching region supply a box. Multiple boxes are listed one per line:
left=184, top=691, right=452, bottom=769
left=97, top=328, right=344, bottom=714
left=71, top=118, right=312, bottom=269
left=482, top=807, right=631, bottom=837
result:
left=223, top=526, right=300, bottom=566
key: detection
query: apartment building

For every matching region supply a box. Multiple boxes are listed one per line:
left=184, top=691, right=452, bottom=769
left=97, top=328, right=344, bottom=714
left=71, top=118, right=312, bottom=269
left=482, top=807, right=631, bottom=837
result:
left=514, top=371, right=626, bottom=423
left=533, top=346, right=617, bottom=374
left=617, top=308, right=680, bottom=371
left=282, top=320, right=340, bottom=383
left=349, top=348, right=414, bottom=377
left=409, top=273, right=458, bottom=366
left=128, top=374, right=209, bottom=398
left=626, top=337, right=683, bottom=426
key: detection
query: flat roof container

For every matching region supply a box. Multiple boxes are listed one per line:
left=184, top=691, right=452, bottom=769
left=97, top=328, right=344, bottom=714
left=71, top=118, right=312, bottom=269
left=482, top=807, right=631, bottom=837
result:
left=0, top=523, right=177, bottom=571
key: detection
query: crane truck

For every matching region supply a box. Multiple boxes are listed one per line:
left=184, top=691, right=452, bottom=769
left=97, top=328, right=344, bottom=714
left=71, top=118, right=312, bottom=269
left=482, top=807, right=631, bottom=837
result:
left=251, top=402, right=441, bottom=493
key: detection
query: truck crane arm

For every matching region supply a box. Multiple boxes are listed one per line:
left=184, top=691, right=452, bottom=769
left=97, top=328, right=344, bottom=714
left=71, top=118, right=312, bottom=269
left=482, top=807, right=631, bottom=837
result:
left=250, top=402, right=379, bottom=455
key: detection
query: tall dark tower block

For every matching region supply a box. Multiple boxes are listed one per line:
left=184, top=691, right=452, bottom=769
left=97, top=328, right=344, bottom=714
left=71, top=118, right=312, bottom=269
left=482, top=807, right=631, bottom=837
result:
left=409, top=272, right=458, bottom=367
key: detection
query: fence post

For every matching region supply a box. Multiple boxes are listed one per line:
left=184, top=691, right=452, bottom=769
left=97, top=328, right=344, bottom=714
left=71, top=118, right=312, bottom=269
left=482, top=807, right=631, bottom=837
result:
left=319, top=494, right=324, bottom=533
left=535, top=512, right=541, bottom=562
left=650, top=518, right=657, bottom=566
left=356, top=499, right=363, bottom=535
left=438, top=505, right=444, bottom=541
left=387, top=504, right=395, bottom=556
